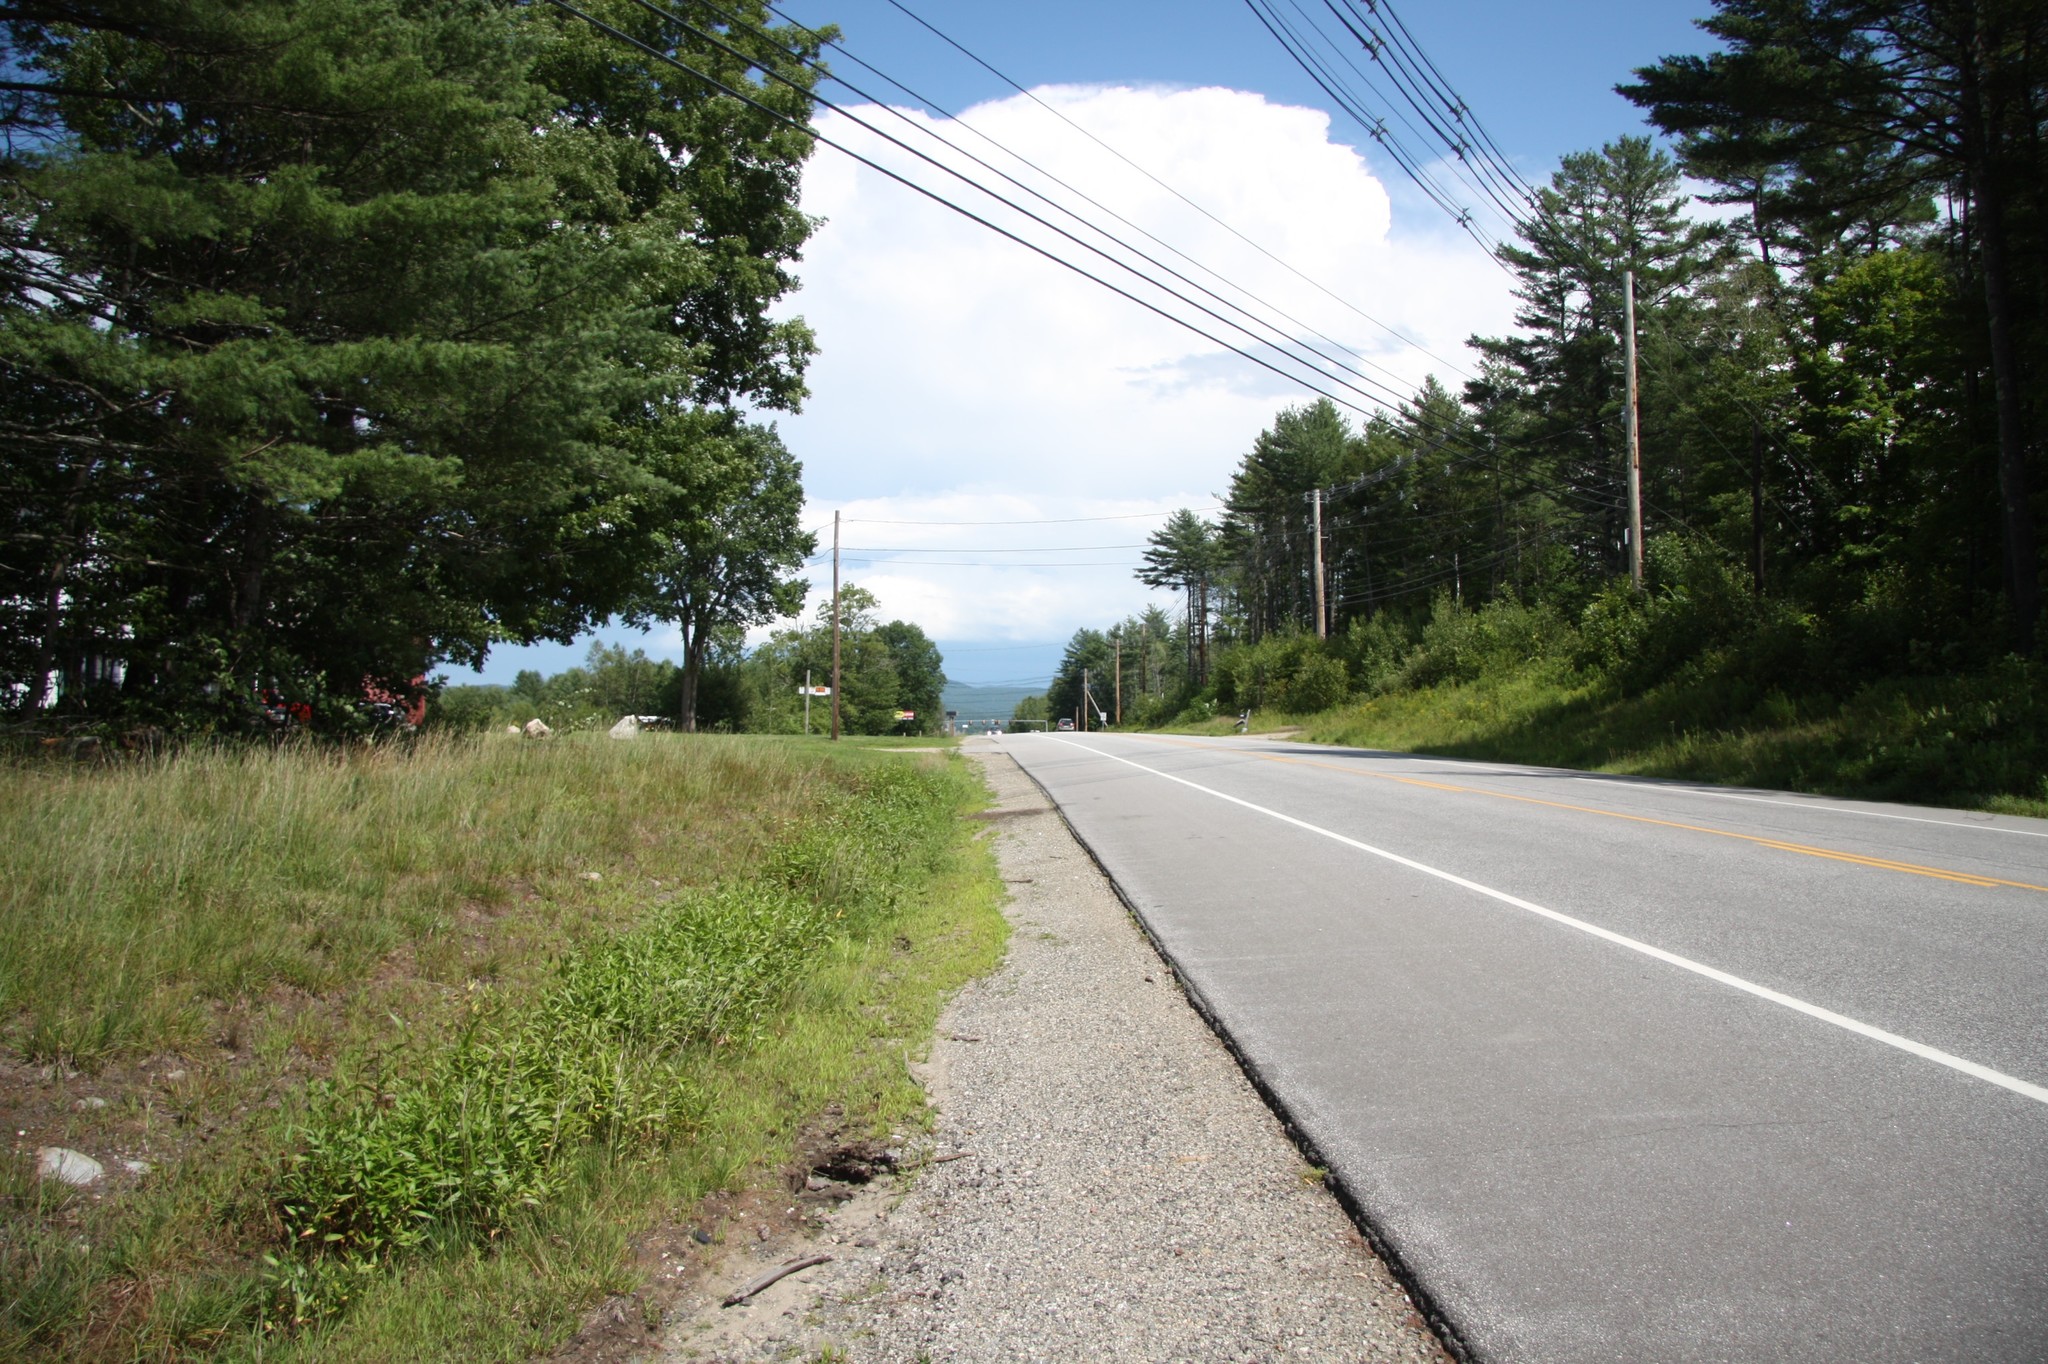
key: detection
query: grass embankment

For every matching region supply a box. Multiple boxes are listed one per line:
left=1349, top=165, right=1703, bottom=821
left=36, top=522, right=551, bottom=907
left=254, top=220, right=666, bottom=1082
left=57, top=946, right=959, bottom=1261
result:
left=1189, top=660, right=2048, bottom=818
left=1, top=734, right=1006, bottom=1361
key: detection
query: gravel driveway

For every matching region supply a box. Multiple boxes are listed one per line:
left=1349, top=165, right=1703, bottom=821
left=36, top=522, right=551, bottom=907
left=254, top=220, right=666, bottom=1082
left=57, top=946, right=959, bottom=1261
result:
left=657, top=744, right=1448, bottom=1363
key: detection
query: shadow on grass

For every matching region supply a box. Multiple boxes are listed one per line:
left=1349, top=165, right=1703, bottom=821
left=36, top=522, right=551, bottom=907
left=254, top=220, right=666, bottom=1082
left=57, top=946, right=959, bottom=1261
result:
left=1286, top=664, right=2048, bottom=818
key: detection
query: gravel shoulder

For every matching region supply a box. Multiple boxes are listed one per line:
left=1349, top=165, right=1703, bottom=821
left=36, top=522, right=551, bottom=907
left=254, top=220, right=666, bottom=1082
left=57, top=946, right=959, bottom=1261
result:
left=654, top=743, right=1448, bottom=1363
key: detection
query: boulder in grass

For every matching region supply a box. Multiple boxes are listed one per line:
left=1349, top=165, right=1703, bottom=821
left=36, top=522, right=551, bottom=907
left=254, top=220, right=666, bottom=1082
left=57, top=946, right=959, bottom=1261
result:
left=37, top=1147, right=103, bottom=1187
left=523, top=718, right=552, bottom=739
left=608, top=715, right=640, bottom=740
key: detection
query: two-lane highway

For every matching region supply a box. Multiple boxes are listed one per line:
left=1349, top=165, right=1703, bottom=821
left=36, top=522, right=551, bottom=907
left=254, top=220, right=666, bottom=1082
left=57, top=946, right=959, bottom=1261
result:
left=999, top=733, right=2048, bottom=1362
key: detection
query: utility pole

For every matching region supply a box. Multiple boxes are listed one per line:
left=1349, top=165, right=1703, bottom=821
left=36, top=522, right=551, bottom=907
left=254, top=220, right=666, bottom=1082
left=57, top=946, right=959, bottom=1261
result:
left=1750, top=419, right=1765, bottom=600
left=1624, top=268, right=1644, bottom=592
left=830, top=510, right=842, bottom=741
left=1113, top=633, right=1121, bottom=726
left=1080, top=667, right=1088, bottom=732
left=804, top=669, right=811, bottom=735
left=1312, top=487, right=1327, bottom=639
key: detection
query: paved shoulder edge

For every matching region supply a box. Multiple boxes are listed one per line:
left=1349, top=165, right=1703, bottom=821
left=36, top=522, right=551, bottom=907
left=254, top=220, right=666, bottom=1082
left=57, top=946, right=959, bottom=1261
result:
left=998, top=740, right=1479, bottom=1364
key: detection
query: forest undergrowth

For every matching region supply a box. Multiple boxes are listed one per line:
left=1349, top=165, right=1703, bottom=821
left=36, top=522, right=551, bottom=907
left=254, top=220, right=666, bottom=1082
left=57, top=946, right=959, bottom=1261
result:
left=1164, top=544, right=2048, bottom=817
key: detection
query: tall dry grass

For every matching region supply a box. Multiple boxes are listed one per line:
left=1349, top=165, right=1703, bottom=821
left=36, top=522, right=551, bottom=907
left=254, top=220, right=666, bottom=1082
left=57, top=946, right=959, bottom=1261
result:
left=1, top=735, right=818, bottom=1067
left=1, top=734, right=1006, bottom=1362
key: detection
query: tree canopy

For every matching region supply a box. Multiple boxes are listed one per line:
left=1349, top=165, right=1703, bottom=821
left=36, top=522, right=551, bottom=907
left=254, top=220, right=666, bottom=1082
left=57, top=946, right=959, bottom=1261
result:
left=623, top=416, right=813, bottom=731
left=1, top=0, right=825, bottom=730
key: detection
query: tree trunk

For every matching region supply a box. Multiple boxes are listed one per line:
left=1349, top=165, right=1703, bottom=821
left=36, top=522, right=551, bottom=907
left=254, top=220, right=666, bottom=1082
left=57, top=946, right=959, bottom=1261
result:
left=677, top=615, right=707, bottom=732
left=1960, top=15, right=2041, bottom=650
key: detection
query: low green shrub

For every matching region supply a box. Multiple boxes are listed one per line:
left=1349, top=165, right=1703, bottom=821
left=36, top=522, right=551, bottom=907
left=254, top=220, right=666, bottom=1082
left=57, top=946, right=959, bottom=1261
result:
left=1289, top=655, right=1350, bottom=712
left=1403, top=593, right=1570, bottom=689
left=1334, top=614, right=1415, bottom=695
left=1211, top=631, right=1334, bottom=710
left=273, top=761, right=956, bottom=1319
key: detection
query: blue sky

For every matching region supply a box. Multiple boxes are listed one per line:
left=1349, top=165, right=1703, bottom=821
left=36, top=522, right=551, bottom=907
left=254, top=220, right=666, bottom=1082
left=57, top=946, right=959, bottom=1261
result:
left=463, top=0, right=1718, bottom=692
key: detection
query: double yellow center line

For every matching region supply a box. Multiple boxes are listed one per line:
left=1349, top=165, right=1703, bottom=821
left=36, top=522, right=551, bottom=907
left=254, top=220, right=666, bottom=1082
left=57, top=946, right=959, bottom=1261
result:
left=1139, top=736, right=2048, bottom=895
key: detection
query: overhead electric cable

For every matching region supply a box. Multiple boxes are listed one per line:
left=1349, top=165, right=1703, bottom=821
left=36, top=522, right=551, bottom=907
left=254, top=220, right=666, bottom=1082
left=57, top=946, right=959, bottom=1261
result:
left=715, top=1, right=1434, bottom=399
left=1361, top=0, right=1545, bottom=204
left=1317, top=0, right=1525, bottom=227
left=871, top=0, right=1475, bottom=378
left=837, top=542, right=1149, bottom=552
left=1246, top=0, right=1480, bottom=238
left=594, top=0, right=1547, bottom=472
left=644, top=0, right=1451, bottom=418
left=548, top=0, right=1404, bottom=426
left=827, top=558, right=1146, bottom=568
left=844, top=507, right=1222, bottom=525
left=1244, top=0, right=1526, bottom=269
left=1327, top=0, right=1540, bottom=222
left=562, top=0, right=1598, bottom=528
left=1252, top=0, right=1506, bottom=249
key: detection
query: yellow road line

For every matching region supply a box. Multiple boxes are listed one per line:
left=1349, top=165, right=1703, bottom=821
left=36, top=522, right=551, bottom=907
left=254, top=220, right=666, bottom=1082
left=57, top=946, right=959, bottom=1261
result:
left=1136, top=736, right=2048, bottom=895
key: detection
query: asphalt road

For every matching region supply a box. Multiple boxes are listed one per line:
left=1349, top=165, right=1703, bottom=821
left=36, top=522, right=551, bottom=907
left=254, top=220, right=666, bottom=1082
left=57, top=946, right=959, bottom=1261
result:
left=996, top=732, right=2048, bottom=1364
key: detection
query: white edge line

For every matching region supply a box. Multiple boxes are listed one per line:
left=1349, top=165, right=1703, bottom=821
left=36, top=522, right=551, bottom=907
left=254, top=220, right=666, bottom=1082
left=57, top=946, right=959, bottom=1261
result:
left=1563, top=776, right=2048, bottom=839
left=1049, top=737, right=2048, bottom=1108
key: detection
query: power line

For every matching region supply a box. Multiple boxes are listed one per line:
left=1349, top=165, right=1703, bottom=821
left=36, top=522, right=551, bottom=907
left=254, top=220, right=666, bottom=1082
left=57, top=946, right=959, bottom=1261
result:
left=617, top=0, right=1448, bottom=423
left=745, top=1, right=1441, bottom=400
left=843, top=506, right=1222, bottom=524
left=1320, top=0, right=1528, bottom=231
left=582, top=0, right=1542, bottom=481
left=871, top=0, right=1474, bottom=379
left=558, top=0, right=1610, bottom=536
left=836, top=542, right=1148, bottom=552
left=1245, top=0, right=1545, bottom=274
left=1246, top=0, right=1495, bottom=253
left=939, top=641, right=1067, bottom=652
left=819, top=557, right=1147, bottom=568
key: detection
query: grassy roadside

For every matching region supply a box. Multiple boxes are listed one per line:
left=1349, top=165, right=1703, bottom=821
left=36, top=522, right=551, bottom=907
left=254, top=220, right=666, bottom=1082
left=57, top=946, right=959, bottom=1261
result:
left=1, top=734, right=1006, bottom=1361
left=1167, top=661, right=2048, bottom=818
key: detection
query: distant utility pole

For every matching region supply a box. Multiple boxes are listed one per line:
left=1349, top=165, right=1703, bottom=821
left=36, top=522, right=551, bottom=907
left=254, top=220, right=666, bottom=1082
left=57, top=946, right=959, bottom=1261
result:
left=830, top=510, right=842, bottom=741
left=1312, top=487, right=1327, bottom=639
left=1624, top=269, right=1644, bottom=592
left=1751, top=418, right=1766, bottom=600
left=1113, top=634, right=1121, bottom=726
left=1081, top=667, right=1088, bottom=732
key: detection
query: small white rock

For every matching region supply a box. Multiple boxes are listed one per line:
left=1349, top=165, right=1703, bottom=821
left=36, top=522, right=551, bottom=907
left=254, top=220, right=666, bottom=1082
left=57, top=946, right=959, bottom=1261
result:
left=162, top=1069, right=186, bottom=1082
left=121, top=1159, right=151, bottom=1176
left=581, top=871, right=603, bottom=882
left=74, top=1096, right=107, bottom=1111
left=37, top=1147, right=104, bottom=1187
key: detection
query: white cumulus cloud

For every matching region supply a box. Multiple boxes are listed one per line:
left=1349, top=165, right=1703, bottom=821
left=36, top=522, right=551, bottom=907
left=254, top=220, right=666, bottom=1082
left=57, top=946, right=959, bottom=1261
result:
left=770, top=81, right=1515, bottom=659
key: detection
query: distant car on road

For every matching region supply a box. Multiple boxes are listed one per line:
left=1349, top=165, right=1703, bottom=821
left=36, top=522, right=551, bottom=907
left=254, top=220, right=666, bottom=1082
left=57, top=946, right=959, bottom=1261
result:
left=1056, top=718, right=1076, bottom=731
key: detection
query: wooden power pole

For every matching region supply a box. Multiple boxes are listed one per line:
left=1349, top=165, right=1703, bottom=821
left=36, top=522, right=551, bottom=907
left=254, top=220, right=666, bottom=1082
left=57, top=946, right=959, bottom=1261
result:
left=1312, top=486, right=1327, bottom=638
left=830, top=510, right=841, bottom=741
left=1624, top=269, right=1644, bottom=591
left=1751, top=419, right=1765, bottom=599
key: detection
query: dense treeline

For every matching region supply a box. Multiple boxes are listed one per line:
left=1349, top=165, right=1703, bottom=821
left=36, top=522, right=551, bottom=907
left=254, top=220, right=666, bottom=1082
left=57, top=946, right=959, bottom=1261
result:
left=1046, top=0, right=2047, bottom=794
left=441, top=583, right=948, bottom=736
left=2, top=0, right=818, bottom=734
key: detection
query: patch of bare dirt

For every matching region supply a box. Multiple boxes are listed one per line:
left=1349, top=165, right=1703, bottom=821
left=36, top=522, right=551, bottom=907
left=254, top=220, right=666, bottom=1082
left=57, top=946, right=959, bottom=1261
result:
left=544, top=1111, right=909, bottom=1364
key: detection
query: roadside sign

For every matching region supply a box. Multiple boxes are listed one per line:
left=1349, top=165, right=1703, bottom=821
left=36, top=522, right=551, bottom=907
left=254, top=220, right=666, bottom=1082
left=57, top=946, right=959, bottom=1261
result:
left=894, top=710, right=916, bottom=721
left=797, top=685, right=832, bottom=695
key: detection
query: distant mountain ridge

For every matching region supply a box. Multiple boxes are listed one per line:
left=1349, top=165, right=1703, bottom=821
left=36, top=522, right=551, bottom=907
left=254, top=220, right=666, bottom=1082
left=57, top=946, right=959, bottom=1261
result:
left=940, top=681, right=1041, bottom=728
